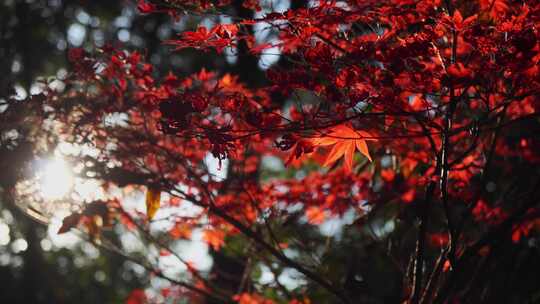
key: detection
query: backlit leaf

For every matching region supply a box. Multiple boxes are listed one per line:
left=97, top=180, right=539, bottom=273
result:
left=312, top=124, right=376, bottom=172
left=145, top=187, right=161, bottom=220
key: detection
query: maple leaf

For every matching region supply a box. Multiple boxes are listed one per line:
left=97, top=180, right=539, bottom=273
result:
left=203, top=229, right=226, bottom=250
left=137, top=0, right=156, bottom=14
left=305, top=206, right=326, bottom=224
left=145, top=187, right=161, bottom=220
left=284, top=139, right=315, bottom=167
left=169, top=222, right=192, bottom=239
left=311, top=124, right=376, bottom=172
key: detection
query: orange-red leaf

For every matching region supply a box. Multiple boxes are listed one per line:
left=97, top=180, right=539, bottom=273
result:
left=355, top=139, right=372, bottom=162
left=322, top=141, right=352, bottom=168
left=312, top=124, right=376, bottom=172
left=203, top=229, right=226, bottom=250
left=305, top=206, right=326, bottom=224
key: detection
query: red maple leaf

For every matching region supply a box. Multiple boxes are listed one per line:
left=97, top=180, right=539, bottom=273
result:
left=311, top=124, right=376, bottom=172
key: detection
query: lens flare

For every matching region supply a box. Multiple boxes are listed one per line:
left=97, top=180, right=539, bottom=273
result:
left=39, top=158, right=74, bottom=200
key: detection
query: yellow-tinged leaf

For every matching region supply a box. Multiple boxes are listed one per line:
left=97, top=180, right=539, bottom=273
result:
left=145, top=187, right=161, bottom=220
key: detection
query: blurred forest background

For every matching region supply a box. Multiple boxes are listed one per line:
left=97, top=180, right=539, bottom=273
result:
left=0, top=1, right=153, bottom=302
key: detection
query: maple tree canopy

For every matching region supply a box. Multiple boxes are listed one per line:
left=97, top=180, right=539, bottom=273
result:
left=3, top=0, right=540, bottom=303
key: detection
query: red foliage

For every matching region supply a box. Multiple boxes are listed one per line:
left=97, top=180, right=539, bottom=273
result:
left=51, top=0, right=540, bottom=303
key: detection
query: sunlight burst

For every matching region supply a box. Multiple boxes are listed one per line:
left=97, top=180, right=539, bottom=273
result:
left=39, top=158, right=74, bottom=200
